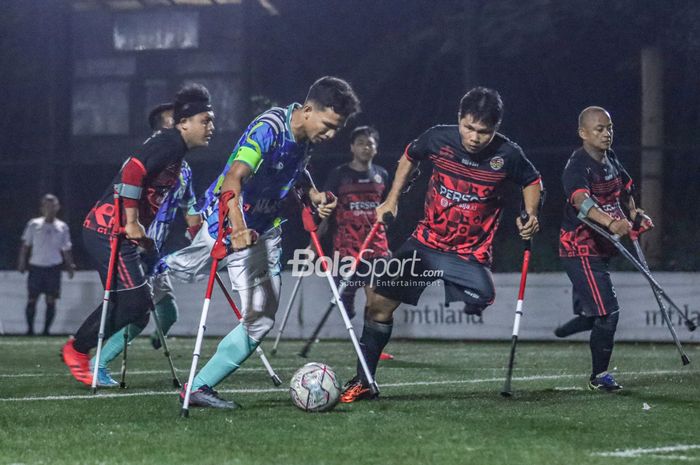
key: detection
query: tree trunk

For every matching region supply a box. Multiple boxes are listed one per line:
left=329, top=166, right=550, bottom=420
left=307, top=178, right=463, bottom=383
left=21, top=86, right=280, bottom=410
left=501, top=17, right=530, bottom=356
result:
left=640, top=46, right=664, bottom=267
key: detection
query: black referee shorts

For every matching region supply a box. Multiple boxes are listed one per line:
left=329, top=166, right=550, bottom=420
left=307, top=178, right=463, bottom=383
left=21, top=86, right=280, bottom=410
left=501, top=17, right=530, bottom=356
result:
left=561, top=255, right=619, bottom=317
left=82, top=227, right=147, bottom=291
left=27, top=265, right=62, bottom=298
left=373, top=237, right=495, bottom=309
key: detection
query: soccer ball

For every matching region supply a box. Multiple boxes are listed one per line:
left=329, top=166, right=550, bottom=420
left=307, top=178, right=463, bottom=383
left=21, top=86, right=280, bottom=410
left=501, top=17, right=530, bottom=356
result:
left=289, top=362, right=342, bottom=412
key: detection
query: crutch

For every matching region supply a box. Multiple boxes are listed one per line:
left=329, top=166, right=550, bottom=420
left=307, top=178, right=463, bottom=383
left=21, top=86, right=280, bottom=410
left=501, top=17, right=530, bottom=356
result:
left=91, top=190, right=122, bottom=394
left=578, top=215, right=691, bottom=365
left=213, top=272, right=282, bottom=386
left=119, top=329, right=129, bottom=389
left=501, top=212, right=532, bottom=397
left=296, top=175, right=380, bottom=396
left=299, top=216, right=391, bottom=358
left=271, top=275, right=304, bottom=355
left=181, top=191, right=234, bottom=417
left=151, top=308, right=181, bottom=388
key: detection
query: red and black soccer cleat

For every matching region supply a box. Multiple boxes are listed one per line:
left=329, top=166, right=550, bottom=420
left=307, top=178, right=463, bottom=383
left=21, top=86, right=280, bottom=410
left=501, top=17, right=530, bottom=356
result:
left=379, top=352, right=394, bottom=361
left=61, top=337, right=92, bottom=386
left=340, top=377, right=378, bottom=403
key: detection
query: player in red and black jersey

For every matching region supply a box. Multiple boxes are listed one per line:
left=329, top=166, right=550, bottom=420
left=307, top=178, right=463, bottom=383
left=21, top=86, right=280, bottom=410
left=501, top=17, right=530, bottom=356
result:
left=341, top=87, right=543, bottom=402
left=61, top=84, right=215, bottom=386
left=323, top=126, right=390, bottom=317
left=555, top=106, right=653, bottom=392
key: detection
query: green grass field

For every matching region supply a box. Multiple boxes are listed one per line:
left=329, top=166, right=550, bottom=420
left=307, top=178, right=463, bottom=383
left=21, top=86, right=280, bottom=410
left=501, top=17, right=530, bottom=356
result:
left=0, top=336, right=698, bottom=465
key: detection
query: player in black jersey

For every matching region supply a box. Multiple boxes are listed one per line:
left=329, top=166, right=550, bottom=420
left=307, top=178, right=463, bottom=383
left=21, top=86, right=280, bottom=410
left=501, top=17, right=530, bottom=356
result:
left=323, top=126, right=393, bottom=359
left=341, top=87, right=543, bottom=402
left=62, top=84, right=215, bottom=386
left=556, top=106, right=653, bottom=392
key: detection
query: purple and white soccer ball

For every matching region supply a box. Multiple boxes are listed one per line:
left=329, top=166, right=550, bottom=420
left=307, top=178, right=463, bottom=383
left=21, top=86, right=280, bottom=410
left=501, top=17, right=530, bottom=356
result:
left=289, top=362, right=342, bottom=412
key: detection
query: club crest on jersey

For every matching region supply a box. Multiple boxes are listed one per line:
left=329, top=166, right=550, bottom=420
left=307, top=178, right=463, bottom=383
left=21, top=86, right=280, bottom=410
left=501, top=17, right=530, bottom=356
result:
left=489, top=156, right=504, bottom=171
left=374, top=173, right=383, bottom=183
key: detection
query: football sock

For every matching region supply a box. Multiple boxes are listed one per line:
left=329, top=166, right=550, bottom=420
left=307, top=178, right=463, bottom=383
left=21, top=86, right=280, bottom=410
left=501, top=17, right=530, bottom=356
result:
left=92, top=322, right=145, bottom=368
left=590, top=312, right=619, bottom=378
left=152, top=296, right=178, bottom=337
left=192, top=324, right=259, bottom=391
left=25, top=301, right=37, bottom=335
left=43, top=301, right=56, bottom=334
left=555, top=315, right=594, bottom=338
left=357, top=317, right=393, bottom=385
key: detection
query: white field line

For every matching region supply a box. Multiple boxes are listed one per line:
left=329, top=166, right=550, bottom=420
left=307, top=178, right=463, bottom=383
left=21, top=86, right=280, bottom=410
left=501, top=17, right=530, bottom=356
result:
left=0, top=369, right=689, bottom=403
left=0, top=366, right=540, bottom=379
left=592, top=444, right=700, bottom=458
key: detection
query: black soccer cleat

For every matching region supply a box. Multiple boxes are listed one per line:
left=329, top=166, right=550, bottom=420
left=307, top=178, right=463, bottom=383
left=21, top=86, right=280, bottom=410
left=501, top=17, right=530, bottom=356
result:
left=588, top=372, right=623, bottom=392
left=180, top=384, right=240, bottom=409
left=340, top=376, right=379, bottom=403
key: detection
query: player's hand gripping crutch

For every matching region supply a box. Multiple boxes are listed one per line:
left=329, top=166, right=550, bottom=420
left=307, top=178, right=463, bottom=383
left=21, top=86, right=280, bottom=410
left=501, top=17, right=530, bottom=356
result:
left=578, top=213, right=693, bottom=366
left=92, top=189, right=123, bottom=394
left=296, top=176, right=380, bottom=396
left=213, top=271, right=282, bottom=386
left=270, top=272, right=304, bottom=355
left=501, top=212, right=532, bottom=397
left=181, top=191, right=235, bottom=417
left=298, top=216, right=392, bottom=358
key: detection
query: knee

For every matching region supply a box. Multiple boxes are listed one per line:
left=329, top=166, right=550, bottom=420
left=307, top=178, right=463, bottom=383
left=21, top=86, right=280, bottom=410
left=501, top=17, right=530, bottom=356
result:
left=367, top=294, right=399, bottom=322
left=595, top=312, right=619, bottom=332
left=242, top=314, right=274, bottom=341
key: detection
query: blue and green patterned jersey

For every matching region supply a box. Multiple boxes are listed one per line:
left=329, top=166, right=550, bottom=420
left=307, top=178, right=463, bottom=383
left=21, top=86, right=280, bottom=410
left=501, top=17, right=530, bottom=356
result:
left=146, top=160, right=196, bottom=255
left=199, top=103, right=310, bottom=237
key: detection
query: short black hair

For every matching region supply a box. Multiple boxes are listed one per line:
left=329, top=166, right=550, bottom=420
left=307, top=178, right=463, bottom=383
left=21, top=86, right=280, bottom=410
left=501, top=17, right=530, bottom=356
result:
left=458, top=87, right=504, bottom=128
left=148, top=102, right=174, bottom=131
left=305, top=76, right=360, bottom=119
left=173, top=83, right=212, bottom=122
left=350, top=125, right=379, bottom=145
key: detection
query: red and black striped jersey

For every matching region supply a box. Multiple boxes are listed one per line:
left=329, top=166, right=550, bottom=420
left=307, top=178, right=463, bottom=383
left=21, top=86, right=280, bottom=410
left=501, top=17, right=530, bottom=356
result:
left=83, top=129, right=188, bottom=235
left=560, top=147, right=633, bottom=257
left=406, top=125, right=541, bottom=265
left=324, top=163, right=390, bottom=259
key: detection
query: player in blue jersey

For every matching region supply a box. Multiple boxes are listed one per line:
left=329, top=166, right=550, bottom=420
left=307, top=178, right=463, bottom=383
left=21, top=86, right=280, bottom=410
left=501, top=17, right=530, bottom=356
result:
left=166, top=76, right=361, bottom=409
left=89, top=103, right=204, bottom=387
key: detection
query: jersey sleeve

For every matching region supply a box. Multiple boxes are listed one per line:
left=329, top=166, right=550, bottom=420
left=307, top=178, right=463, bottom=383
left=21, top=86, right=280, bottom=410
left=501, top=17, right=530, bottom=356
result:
left=562, top=156, right=591, bottom=205
left=609, top=151, right=634, bottom=195
left=178, top=163, right=197, bottom=211
left=507, top=146, right=541, bottom=187
left=60, top=224, right=72, bottom=251
left=21, top=221, right=34, bottom=245
left=404, top=127, right=435, bottom=163
left=232, top=120, right=277, bottom=173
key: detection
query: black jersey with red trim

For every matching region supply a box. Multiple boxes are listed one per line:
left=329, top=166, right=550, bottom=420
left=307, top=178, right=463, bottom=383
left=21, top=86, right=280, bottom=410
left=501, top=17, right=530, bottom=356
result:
left=405, top=125, right=541, bottom=265
left=84, top=128, right=188, bottom=235
left=324, top=163, right=390, bottom=259
left=559, top=147, right=633, bottom=257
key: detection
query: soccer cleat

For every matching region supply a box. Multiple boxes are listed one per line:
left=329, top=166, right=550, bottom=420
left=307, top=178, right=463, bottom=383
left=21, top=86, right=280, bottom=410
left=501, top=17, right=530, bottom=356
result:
left=61, top=338, right=92, bottom=386
left=340, top=377, right=378, bottom=403
left=88, top=362, right=119, bottom=388
left=379, top=352, right=394, bottom=361
left=588, top=372, right=623, bottom=392
left=180, top=384, right=240, bottom=409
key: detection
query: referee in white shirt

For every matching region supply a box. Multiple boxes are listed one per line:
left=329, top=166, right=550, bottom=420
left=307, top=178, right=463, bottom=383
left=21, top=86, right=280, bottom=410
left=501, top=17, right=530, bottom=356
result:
left=18, top=194, right=76, bottom=335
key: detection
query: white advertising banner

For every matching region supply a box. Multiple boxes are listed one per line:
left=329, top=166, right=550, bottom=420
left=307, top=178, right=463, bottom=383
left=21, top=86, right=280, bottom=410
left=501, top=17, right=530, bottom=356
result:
left=0, top=271, right=698, bottom=342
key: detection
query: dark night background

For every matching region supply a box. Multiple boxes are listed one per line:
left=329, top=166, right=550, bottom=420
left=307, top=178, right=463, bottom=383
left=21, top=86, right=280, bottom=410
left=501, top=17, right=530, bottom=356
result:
left=1, top=0, right=699, bottom=272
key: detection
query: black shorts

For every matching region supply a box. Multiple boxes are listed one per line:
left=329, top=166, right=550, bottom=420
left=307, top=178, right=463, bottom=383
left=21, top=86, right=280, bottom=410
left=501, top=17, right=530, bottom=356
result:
left=373, top=237, right=495, bottom=308
left=82, top=227, right=147, bottom=291
left=561, top=256, right=619, bottom=317
left=27, top=265, right=62, bottom=298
